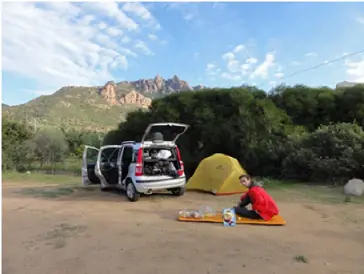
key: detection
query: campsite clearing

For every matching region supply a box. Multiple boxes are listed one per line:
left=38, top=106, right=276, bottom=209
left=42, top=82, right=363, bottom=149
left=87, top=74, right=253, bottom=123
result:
left=2, top=174, right=364, bottom=274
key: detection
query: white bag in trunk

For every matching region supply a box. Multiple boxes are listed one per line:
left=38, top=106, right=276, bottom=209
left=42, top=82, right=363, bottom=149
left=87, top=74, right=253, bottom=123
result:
left=155, top=149, right=172, bottom=160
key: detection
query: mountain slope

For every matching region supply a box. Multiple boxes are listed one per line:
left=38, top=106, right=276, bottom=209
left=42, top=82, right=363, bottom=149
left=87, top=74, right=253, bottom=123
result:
left=3, top=75, right=206, bottom=131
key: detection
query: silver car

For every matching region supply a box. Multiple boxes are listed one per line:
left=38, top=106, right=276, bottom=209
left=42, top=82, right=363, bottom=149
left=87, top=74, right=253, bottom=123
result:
left=82, top=122, right=189, bottom=202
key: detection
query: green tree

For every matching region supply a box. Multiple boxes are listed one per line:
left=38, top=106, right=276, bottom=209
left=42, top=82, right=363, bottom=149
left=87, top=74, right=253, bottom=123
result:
left=2, top=117, right=33, bottom=170
left=31, top=127, right=69, bottom=172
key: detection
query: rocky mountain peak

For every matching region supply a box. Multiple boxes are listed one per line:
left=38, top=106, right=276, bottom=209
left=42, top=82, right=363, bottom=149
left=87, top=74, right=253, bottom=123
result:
left=98, top=75, right=206, bottom=107
left=99, top=81, right=151, bottom=108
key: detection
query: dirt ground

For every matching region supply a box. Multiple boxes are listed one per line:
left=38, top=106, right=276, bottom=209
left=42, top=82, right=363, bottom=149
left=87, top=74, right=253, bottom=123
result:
left=3, top=181, right=364, bottom=274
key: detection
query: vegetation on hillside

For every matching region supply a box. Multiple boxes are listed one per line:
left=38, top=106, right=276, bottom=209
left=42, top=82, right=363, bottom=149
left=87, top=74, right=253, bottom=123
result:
left=2, top=86, right=140, bottom=131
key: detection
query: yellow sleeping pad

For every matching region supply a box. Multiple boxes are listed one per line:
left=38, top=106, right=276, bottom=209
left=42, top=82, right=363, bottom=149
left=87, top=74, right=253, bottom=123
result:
left=178, top=212, right=286, bottom=226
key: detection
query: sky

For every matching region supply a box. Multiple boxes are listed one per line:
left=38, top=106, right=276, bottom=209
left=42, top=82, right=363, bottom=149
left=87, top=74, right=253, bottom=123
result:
left=2, top=1, right=364, bottom=106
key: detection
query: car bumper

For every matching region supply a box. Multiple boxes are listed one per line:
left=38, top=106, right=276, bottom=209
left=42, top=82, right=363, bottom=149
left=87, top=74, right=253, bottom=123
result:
left=135, top=177, right=186, bottom=193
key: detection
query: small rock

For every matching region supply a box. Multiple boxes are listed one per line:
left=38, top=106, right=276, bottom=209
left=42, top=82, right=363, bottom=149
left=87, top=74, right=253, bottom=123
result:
left=344, top=178, right=364, bottom=197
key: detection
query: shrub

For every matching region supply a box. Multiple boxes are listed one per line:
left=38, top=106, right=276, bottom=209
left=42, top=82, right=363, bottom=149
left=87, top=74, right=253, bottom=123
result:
left=282, top=123, right=364, bottom=183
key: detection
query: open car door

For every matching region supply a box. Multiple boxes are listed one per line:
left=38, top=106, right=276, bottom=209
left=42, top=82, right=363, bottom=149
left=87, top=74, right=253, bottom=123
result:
left=82, top=145, right=101, bottom=186
left=141, top=123, right=189, bottom=145
left=96, top=145, right=122, bottom=185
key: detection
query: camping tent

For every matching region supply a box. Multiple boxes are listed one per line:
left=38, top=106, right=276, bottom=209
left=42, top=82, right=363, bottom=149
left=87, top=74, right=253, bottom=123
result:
left=186, top=153, right=248, bottom=195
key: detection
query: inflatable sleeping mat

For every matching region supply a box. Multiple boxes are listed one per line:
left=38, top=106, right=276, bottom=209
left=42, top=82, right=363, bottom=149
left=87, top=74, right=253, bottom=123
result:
left=178, top=212, right=286, bottom=226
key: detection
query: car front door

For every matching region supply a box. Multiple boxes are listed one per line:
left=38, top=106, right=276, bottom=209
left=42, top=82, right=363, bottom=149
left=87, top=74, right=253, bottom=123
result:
left=82, top=145, right=100, bottom=186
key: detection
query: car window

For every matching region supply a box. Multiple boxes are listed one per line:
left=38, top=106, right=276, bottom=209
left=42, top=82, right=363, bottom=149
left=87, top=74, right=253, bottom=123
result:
left=122, top=146, right=133, bottom=162
left=86, top=148, right=99, bottom=164
left=100, top=147, right=120, bottom=163
left=108, top=148, right=120, bottom=163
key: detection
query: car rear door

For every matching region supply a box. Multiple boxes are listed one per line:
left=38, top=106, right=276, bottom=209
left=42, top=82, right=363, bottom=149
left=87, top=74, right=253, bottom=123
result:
left=96, top=145, right=122, bottom=185
left=82, top=145, right=101, bottom=186
left=141, top=123, right=189, bottom=145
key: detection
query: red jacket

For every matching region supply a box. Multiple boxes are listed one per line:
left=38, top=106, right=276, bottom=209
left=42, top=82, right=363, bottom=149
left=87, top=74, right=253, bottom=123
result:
left=240, top=186, right=279, bottom=221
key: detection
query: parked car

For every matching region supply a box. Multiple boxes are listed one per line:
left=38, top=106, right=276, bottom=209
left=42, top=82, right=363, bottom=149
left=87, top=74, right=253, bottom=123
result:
left=82, top=122, right=189, bottom=202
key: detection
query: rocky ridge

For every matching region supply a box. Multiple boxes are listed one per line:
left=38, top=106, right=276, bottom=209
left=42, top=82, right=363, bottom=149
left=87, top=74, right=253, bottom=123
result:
left=99, top=75, right=206, bottom=108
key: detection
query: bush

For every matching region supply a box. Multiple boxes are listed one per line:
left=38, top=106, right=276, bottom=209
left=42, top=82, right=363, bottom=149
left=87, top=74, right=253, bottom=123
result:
left=282, top=123, right=364, bottom=183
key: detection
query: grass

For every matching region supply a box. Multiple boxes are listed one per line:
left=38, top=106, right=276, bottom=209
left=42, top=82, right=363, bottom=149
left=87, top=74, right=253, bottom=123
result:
left=25, top=157, right=82, bottom=175
left=2, top=171, right=80, bottom=185
left=294, top=255, right=309, bottom=263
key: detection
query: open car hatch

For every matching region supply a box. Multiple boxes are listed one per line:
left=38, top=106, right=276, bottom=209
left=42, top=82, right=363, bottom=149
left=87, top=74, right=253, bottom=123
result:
left=141, top=123, right=189, bottom=144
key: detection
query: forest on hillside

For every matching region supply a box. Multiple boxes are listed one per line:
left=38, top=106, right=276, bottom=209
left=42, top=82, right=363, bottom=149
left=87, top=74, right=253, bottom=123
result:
left=3, top=84, right=364, bottom=184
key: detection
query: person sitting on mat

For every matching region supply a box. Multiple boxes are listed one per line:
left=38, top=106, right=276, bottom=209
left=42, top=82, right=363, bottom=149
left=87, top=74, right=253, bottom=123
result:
left=233, top=174, right=279, bottom=221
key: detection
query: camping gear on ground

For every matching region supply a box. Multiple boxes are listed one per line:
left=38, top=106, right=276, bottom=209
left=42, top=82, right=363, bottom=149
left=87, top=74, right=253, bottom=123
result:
left=223, top=208, right=236, bottom=227
left=186, top=153, right=248, bottom=195
left=178, top=206, right=217, bottom=219
left=177, top=208, right=286, bottom=226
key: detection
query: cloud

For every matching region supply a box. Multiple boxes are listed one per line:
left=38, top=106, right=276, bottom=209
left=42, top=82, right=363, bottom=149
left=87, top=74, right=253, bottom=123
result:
left=207, top=64, right=215, bottom=70
left=227, top=60, right=241, bottom=73
left=206, top=63, right=221, bottom=75
left=219, top=44, right=278, bottom=82
left=221, top=73, right=241, bottom=81
left=275, top=72, right=284, bottom=78
left=166, top=3, right=198, bottom=22
left=246, top=57, right=258, bottom=64
left=122, top=2, right=160, bottom=29
left=2, top=2, right=158, bottom=94
left=106, top=27, right=124, bottom=37
left=82, top=2, right=139, bottom=31
left=233, top=44, right=245, bottom=54
left=250, top=52, right=275, bottom=79
left=305, top=52, right=317, bottom=57
left=357, top=17, right=364, bottom=24
left=135, top=41, right=154, bottom=56
left=183, top=12, right=195, bottom=21
left=222, top=52, right=235, bottom=61
left=121, top=36, right=131, bottom=43
left=241, top=64, right=250, bottom=71
left=148, top=34, right=158, bottom=40
left=345, top=57, right=364, bottom=82
left=222, top=45, right=246, bottom=61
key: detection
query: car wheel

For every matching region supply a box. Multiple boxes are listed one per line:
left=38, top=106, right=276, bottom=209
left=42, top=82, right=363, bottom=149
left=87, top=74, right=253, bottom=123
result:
left=126, top=181, right=140, bottom=202
left=171, top=187, right=185, bottom=196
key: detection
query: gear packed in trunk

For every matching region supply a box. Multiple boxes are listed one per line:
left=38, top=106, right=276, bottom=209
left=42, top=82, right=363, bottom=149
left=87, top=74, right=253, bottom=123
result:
left=138, top=147, right=182, bottom=178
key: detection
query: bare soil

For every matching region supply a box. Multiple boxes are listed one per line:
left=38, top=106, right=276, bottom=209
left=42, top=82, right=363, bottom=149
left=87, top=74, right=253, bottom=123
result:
left=3, top=181, right=364, bottom=274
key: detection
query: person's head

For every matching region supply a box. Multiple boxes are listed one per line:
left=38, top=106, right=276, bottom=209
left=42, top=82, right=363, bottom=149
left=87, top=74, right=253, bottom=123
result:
left=239, top=174, right=252, bottom=188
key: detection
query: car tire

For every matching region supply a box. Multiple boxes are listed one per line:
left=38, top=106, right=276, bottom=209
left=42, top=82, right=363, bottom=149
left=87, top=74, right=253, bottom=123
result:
left=171, top=187, right=185, bottom=196
left=126, top=180, right=140, bottom=202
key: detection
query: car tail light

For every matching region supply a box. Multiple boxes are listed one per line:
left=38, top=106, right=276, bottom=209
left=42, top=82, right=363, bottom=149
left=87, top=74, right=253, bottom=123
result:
left=176, top=147, right=184, bottom=176
left=135, top=147, right=143, bottom=176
